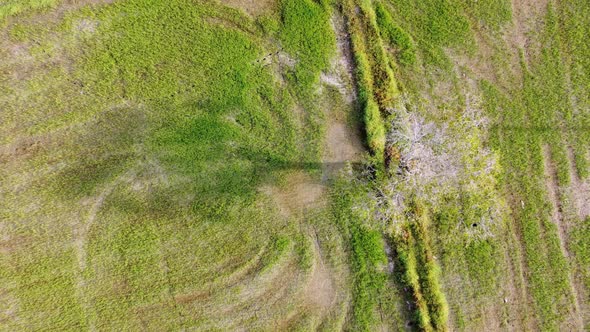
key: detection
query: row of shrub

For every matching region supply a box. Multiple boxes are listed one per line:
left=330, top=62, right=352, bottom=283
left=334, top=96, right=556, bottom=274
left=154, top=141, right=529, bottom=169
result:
left=354, top=1, right=400, bottom=110
left=392, top=200, right=449, bottom=331
left=343, top=2, right=451, bottom=329
left=343, top=0, right=386, bottom=161
left=343, top=0, right=404, bottom=165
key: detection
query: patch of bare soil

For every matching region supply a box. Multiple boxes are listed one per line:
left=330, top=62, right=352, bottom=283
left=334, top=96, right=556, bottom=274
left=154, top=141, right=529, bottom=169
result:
left=222, top=0, right=276, bottom=17
left=304, top=232, right=335, bottom=311
left=505, top=0, right=548, bottom=63
left=448, top=31, right=501, bottom=85
left=324, top=122, right=363, bottom=171
left=321, top=13, right=364, bottom=179
left=260, top=171, right=326, bottom=218
left=567, top=148, right=590, bottom=219
left=320, top=72, right=350, bottom=101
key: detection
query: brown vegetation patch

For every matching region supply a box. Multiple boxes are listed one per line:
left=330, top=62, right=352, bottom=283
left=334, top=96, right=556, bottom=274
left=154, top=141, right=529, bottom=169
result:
left=111, top=278, right=132, bottom=297
left=0, top=137, right=44, bottom=163
left=0, top=236, right=32, bottom=254
left=304, top=233, right=335, bottom=311
left=567, top=148, right=590, bottom=219
left=260, top=172, right=325, bottom=218
left=505, top=0, right=549, bottom=62
left=448, top=30, right=510, bottom=86
left=222, top=0, right=276, bottom=17
left=175, top=290, right=211, bottom=305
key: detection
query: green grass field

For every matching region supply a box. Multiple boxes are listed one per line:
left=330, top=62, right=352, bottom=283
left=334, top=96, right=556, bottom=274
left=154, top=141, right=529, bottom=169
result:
left=1, top=0, right=589, bottom=331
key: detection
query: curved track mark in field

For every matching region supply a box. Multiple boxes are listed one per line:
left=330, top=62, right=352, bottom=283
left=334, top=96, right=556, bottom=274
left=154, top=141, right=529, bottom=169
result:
left=73, top=170, right=134, bottom=331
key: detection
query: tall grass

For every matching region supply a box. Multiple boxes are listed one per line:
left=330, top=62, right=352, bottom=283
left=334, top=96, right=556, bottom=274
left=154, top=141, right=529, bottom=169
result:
left=392, top=200, right=449, bottom=331
left=279, top=0, right=335, bottom=90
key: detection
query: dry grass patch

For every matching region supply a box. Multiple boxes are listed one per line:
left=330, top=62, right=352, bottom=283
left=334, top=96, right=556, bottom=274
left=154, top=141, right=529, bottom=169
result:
left=567, top=148, right=590, bottom=219
left=222, top=0, right=276, bottom=17
left=260, top=171, right=326, bottom=218
left=505, top=0, right=548, bottom=62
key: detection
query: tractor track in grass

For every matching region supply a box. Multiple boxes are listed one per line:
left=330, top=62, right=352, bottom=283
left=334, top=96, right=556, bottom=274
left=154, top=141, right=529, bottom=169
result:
left=73, top=168, right=137, bottom=331
left=542, top=145, right=585, bottom=330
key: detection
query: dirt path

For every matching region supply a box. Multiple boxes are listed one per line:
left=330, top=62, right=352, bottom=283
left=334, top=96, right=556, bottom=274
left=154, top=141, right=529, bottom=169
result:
left=321, top=13, right=364, bottom=180
left=305, top=230, right=336, bottom=312
left=260, top=11, right=363, bottom=212
left=254, top=11, right=363, bottom=329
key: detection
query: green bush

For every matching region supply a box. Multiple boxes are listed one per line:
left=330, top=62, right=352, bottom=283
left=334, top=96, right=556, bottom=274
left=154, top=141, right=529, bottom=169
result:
left=365, top=99, right=386, bottom=156
left=393, top=201, right=449, bottom=331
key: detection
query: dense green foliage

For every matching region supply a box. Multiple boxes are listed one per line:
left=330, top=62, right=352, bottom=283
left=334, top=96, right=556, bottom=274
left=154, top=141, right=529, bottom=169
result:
left=481, top=81, right=574, bottom=330
left=344, top=0, right=385, bottom=160
left=458, top=0, right=512, bottom=30
left=559, top=0, right=590, bottom=179
left=383, top=0, right=472, bottom=67
left=278, top=0, right=335, bottom=160
left=73, top=0, right=306, bottom=203
left=478, top=8, right=588, bottom=318
left=571, top=217, right=590, bottom=290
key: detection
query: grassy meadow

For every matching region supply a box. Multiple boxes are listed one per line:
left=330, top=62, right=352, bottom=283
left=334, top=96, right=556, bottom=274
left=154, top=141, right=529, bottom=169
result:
left=1, top=0, right=589, bottom=331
